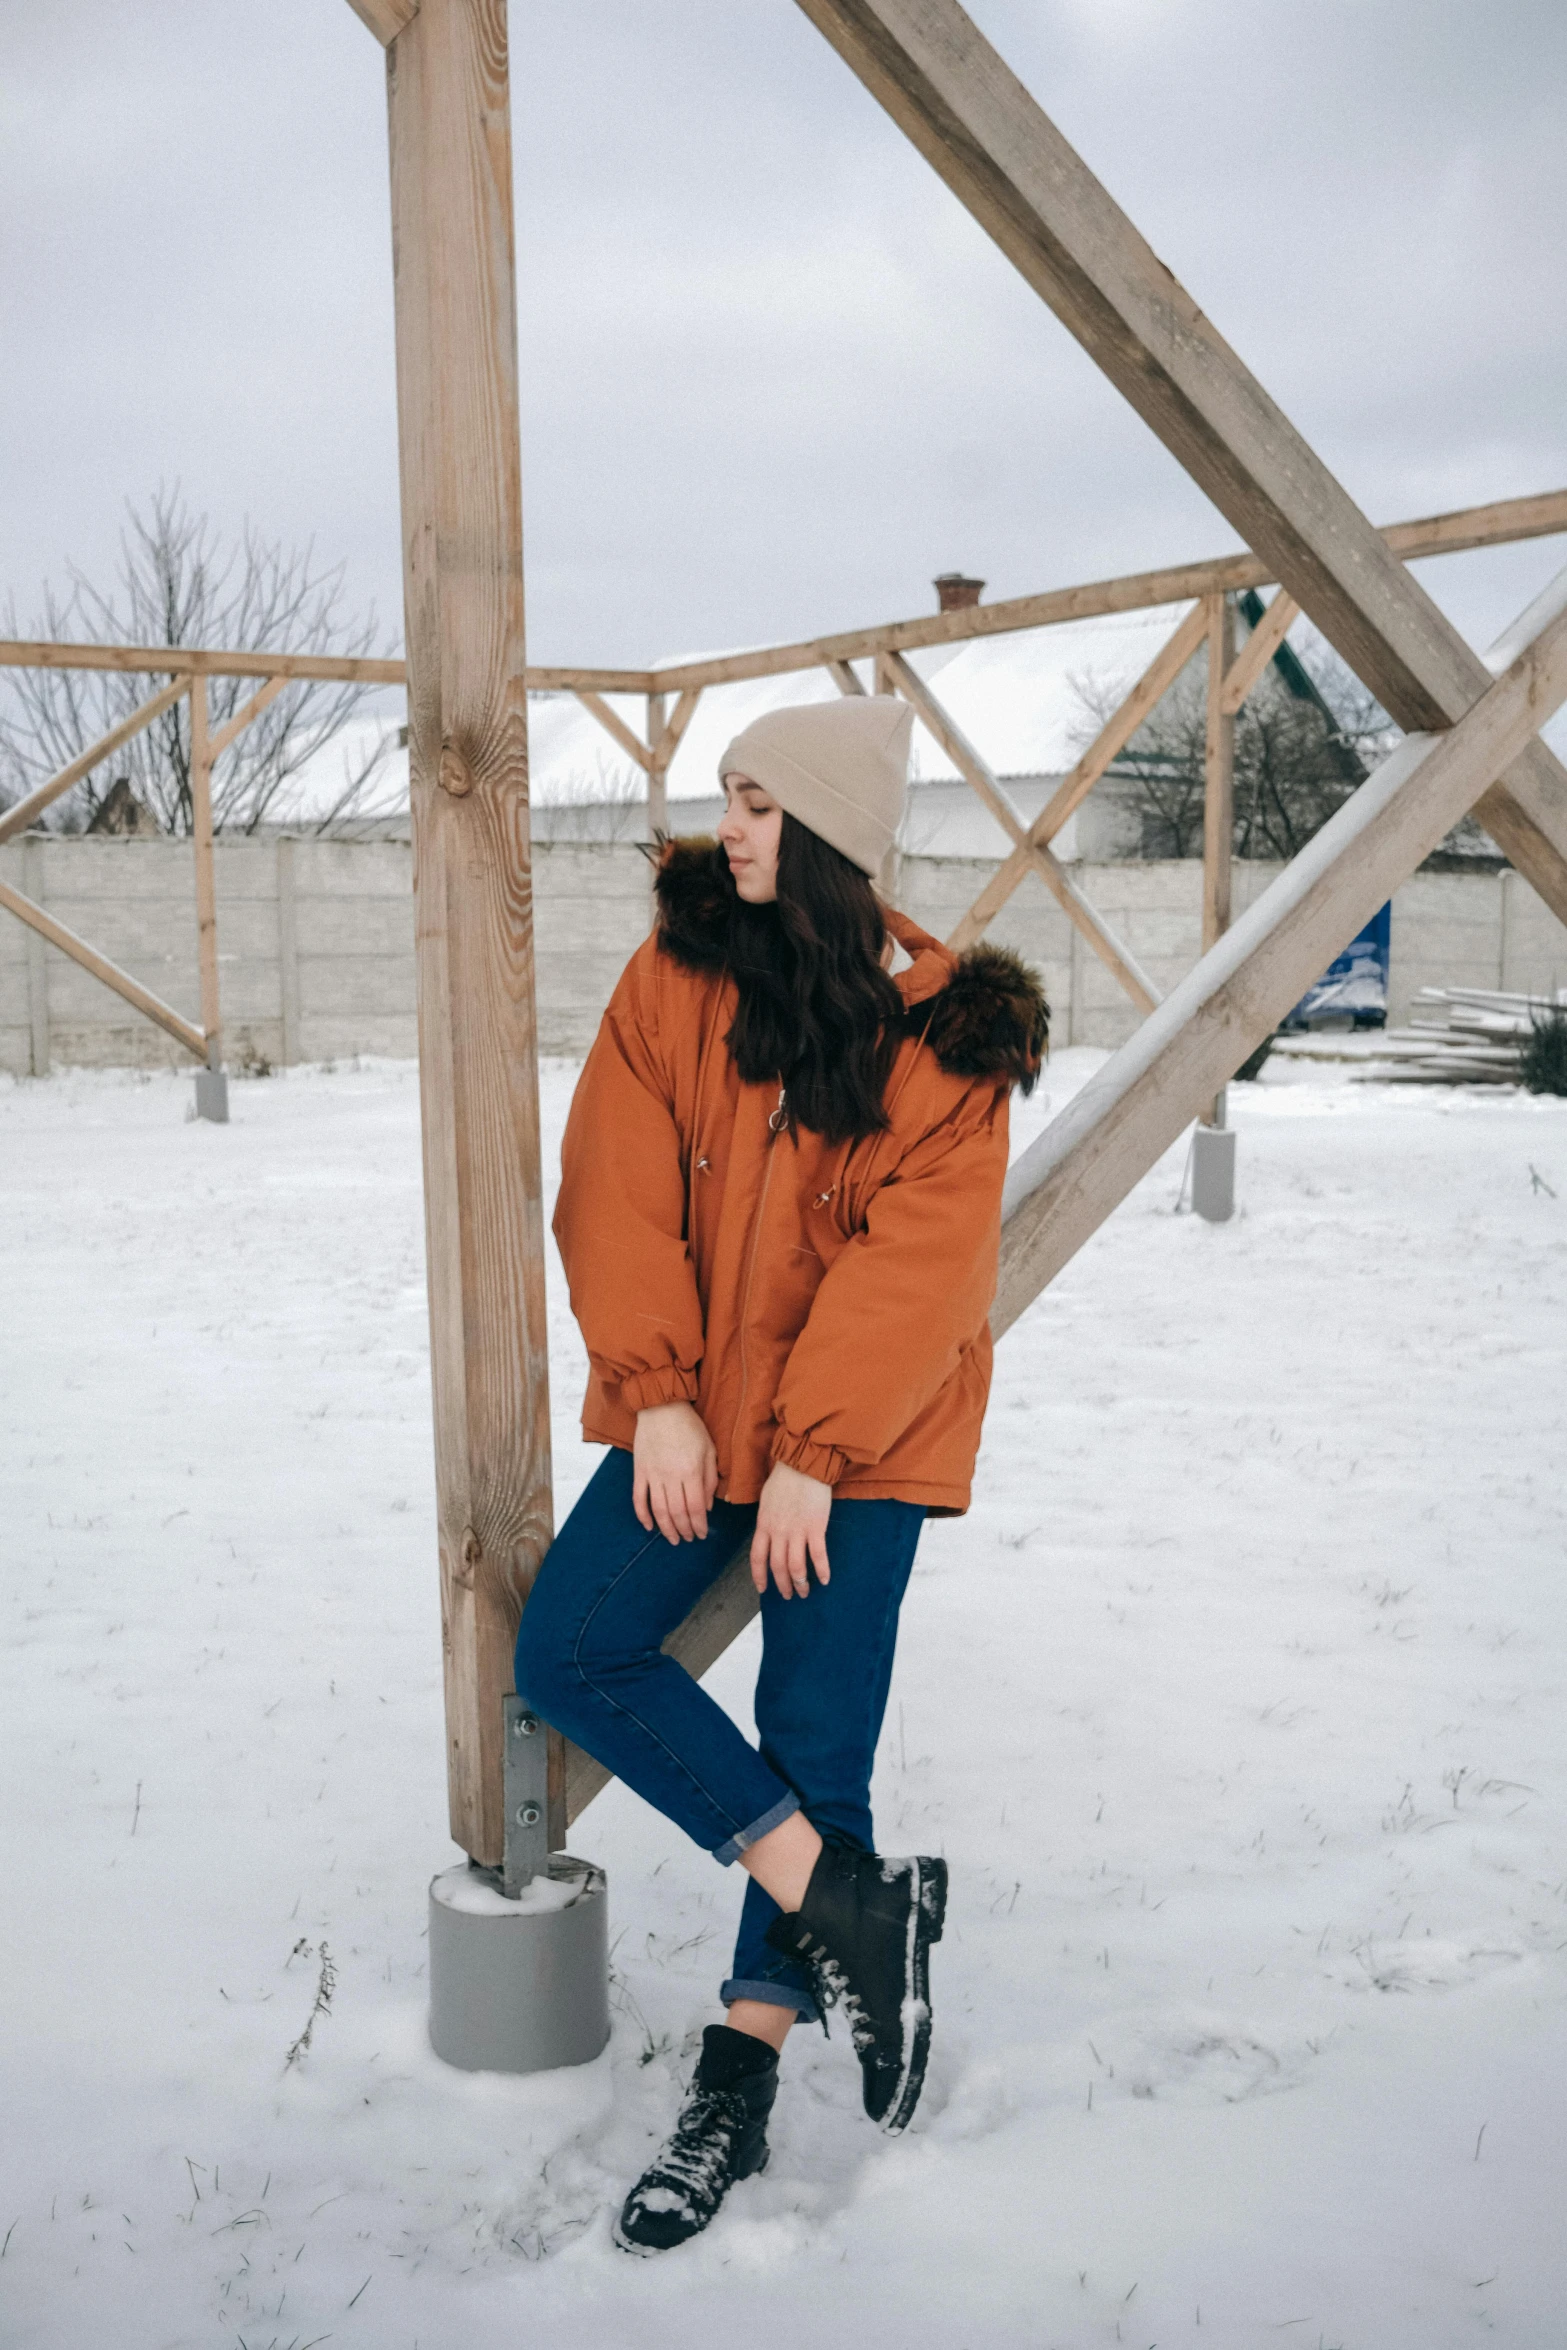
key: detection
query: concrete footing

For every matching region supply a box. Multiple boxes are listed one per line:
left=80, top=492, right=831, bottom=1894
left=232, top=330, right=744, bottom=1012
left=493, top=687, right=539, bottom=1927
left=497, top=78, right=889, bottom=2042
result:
left=194, top=1065, right=229, bottom=1123
left=1192, top=1122, right=1237, bottom=1222
left=428, top=1856, right=610, bottom=2074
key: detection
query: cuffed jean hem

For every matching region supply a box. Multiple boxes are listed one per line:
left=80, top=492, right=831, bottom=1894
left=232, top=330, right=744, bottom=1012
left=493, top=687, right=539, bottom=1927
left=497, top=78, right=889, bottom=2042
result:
left=711, top=1788, right=801, bottom=1869
left=720, top=1975, right=821, bottom=2024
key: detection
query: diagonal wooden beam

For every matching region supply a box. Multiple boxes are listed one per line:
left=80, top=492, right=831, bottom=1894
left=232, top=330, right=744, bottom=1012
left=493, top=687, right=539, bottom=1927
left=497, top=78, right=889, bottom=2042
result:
left=344, top=0, right=420, bottom=43
left=880, top=648, right=1158, bottom=1008
left=574, top=688, right=653, bottom=773
left=207, top=674, right=290, bottom=763
left=946, top=600, right=1209, bottom=951
left=826, top=657, right=868, bottom=694
left=993, top=563, right=1567, bottom=1331
left=0, top=877, right=206, bottom=1059
left=792, top=0, right=1567, bottom=922
left=1220, top=590, right=1300, bottom=717
left=1027, top=841, right=1160, bottom=1016
left=0, top=676, right=190, bottom=846
left=881, top=648, right=1027, bottom=844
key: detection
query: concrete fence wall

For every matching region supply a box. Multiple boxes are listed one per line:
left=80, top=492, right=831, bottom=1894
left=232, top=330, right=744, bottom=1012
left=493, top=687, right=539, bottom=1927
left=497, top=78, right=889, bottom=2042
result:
left=3, top=833, right=1565, bottom=1078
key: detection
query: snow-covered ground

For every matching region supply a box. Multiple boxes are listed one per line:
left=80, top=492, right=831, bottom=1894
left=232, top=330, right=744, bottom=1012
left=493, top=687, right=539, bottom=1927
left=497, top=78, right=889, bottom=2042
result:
left=3, top=1050, right=1565, bottom=2349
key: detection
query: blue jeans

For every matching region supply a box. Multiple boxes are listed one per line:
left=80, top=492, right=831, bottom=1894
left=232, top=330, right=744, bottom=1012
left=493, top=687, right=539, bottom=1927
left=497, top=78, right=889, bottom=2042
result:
left=516, top=1449, right=924, bottom=2021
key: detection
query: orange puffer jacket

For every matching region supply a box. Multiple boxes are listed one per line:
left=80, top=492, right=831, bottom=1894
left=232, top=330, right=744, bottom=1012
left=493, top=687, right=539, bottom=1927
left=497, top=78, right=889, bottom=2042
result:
left=554, top=841, right=1048, bottom=1515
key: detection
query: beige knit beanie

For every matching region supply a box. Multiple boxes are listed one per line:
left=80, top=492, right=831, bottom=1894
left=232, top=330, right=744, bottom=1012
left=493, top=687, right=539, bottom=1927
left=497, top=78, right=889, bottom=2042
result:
left=718, top=696, right=913, bottom=877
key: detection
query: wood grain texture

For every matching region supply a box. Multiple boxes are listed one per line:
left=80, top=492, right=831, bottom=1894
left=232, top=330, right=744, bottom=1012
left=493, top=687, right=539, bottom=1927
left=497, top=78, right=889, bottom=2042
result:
left=387, top=0, right=556, bottom=1865
left=0, top=876, right=206, bottom=1059
left=790, top=0, right=1567, bottom=920
left=991, top=579, right=1567, bottom=1336
left=0, top=676, right=190, bottom=846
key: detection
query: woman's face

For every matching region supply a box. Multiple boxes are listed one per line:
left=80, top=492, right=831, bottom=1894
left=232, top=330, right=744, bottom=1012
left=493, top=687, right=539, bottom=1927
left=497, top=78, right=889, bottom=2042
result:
left=717, top=774, right=783, bottom=903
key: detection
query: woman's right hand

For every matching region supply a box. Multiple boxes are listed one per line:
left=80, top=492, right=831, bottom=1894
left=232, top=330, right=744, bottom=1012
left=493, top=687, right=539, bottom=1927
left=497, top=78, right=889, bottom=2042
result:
left=633, top=1402, right=719, bottom=1544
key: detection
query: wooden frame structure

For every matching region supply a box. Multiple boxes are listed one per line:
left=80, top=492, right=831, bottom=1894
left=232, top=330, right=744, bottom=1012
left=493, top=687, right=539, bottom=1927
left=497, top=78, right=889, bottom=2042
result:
left=4, top=483, right=1559, bottom=1084
left=10, top=0, right=1567, bottom=1870
left=0, top=669, right=311, bottom=1077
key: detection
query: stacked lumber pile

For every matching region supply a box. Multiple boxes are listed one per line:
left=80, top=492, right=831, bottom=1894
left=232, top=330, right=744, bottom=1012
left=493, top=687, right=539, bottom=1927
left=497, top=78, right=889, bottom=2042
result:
left=1369, top=986, right=1562, bottom=1084
left=1268, top=986, right=1565, bottom=1085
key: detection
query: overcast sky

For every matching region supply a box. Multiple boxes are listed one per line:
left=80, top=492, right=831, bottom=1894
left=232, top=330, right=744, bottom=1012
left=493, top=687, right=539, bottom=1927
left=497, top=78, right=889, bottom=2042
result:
left=4, top=1, right=1565, bottom=680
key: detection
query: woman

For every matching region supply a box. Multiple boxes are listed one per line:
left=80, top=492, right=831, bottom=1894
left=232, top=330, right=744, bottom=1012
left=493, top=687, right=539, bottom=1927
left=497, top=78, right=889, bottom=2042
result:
left=517, top=695, right=1046, bottom=2253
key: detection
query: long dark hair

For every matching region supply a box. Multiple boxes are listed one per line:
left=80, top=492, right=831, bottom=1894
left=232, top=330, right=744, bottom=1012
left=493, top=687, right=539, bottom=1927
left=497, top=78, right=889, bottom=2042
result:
left=721, top=815, right=904, bottom=1145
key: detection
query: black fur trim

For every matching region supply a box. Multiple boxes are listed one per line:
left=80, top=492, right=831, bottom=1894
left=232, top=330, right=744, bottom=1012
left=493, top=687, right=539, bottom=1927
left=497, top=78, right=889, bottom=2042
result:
left=651, top=835, right=1049, bottom=1091
left=651, top=836, right=732, bottom=971
left=913, top=943, right=1049, bottom=1095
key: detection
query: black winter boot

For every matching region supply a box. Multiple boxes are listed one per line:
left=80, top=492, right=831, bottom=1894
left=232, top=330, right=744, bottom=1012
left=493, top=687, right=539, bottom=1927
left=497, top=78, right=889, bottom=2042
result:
left=614, top=2025, right=779, bottom=2255
left=764, top=1846, right=947, bottom=2134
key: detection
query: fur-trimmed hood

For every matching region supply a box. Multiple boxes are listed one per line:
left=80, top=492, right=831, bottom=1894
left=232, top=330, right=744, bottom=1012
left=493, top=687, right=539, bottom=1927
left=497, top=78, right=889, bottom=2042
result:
left=651, top=836, right=1048, bottom=1093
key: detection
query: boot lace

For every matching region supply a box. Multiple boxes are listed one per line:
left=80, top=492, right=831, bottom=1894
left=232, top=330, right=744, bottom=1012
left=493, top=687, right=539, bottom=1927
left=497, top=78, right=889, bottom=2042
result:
left=627, top=2085, right=748, bottom=2223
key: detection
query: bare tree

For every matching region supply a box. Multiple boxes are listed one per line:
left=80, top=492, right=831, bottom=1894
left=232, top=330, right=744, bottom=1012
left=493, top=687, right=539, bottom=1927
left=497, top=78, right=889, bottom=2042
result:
left=1069, top=606, right=1397, bottom=860
left=0, top=487, right=398, bottom=834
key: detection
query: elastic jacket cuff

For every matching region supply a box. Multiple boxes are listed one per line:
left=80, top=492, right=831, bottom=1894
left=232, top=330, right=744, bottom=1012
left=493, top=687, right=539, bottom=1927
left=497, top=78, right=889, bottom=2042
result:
left=617, top=1364, right=700, bottom=1414
left=770, top=1426, right=850, bottom=1486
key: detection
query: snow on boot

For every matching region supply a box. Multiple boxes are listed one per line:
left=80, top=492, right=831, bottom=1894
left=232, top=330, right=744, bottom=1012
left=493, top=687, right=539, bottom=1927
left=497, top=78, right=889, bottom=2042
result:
left=614, top=2025, right=779, bottom=2255
left=763, top=1845, right=947, bottom=2135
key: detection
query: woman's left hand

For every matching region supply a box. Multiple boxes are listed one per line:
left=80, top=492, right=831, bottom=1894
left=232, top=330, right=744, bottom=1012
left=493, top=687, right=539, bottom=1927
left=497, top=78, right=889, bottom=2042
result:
left=751, top=1463, right=833, bottom=1600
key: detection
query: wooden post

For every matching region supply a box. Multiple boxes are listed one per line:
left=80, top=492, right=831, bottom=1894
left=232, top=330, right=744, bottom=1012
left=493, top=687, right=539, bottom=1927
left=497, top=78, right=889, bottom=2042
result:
left=1201, top=595, right=1235, bottom=1125
left=384, top=0, right=557, bottom=1865
left=277, top=837, right=302, bottom=1066
left=646, top=692, right=667, bottom=838
left=24, top=838, right=49, bottom=1077
left=188, top=678, right=223, bottom=1070
left=1202, top=595, right=1236, bottom=956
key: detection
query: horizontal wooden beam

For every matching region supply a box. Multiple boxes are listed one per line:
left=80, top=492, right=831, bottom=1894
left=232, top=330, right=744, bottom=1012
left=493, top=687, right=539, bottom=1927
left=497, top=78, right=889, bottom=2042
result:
left=343, top=0, right=421, bottom=42
left=644, top=489, right=1567, bottom=696
left=0, top=640, right=408, bottom=686
left=0, top=676, right=191, bottom=846
left=0, top=877, right=206, bottom=1059
left=2, top=483, right=1561, bottom=714
left=0, top=640, right=657, bottom=697
left=993, top=562, right=1567, bottom=1332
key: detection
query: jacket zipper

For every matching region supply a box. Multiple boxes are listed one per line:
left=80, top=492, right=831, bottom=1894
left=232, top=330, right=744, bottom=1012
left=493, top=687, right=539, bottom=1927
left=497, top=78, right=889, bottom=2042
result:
left=732, top=1086, right=786, bottom=1461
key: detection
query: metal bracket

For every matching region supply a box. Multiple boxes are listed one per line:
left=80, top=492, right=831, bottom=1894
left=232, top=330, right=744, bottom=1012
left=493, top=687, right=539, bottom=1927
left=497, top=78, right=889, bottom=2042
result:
left=501, top=1694, right=549, bottom=1895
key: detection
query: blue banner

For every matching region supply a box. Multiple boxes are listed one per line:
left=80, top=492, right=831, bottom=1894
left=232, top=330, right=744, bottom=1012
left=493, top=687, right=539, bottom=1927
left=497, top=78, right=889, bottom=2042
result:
left=1282, top=901, right=1390, bottom=1029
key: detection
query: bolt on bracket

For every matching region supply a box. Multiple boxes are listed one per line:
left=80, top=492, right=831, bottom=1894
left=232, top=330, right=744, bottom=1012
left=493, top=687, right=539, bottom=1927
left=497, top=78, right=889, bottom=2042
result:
left=501, top=1693, right=550, bottom=1896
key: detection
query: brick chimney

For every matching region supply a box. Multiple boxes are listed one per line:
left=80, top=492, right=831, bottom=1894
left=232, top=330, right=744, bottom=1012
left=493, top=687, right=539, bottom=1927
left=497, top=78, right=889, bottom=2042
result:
left=933, top=572, right=985, bottom=613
